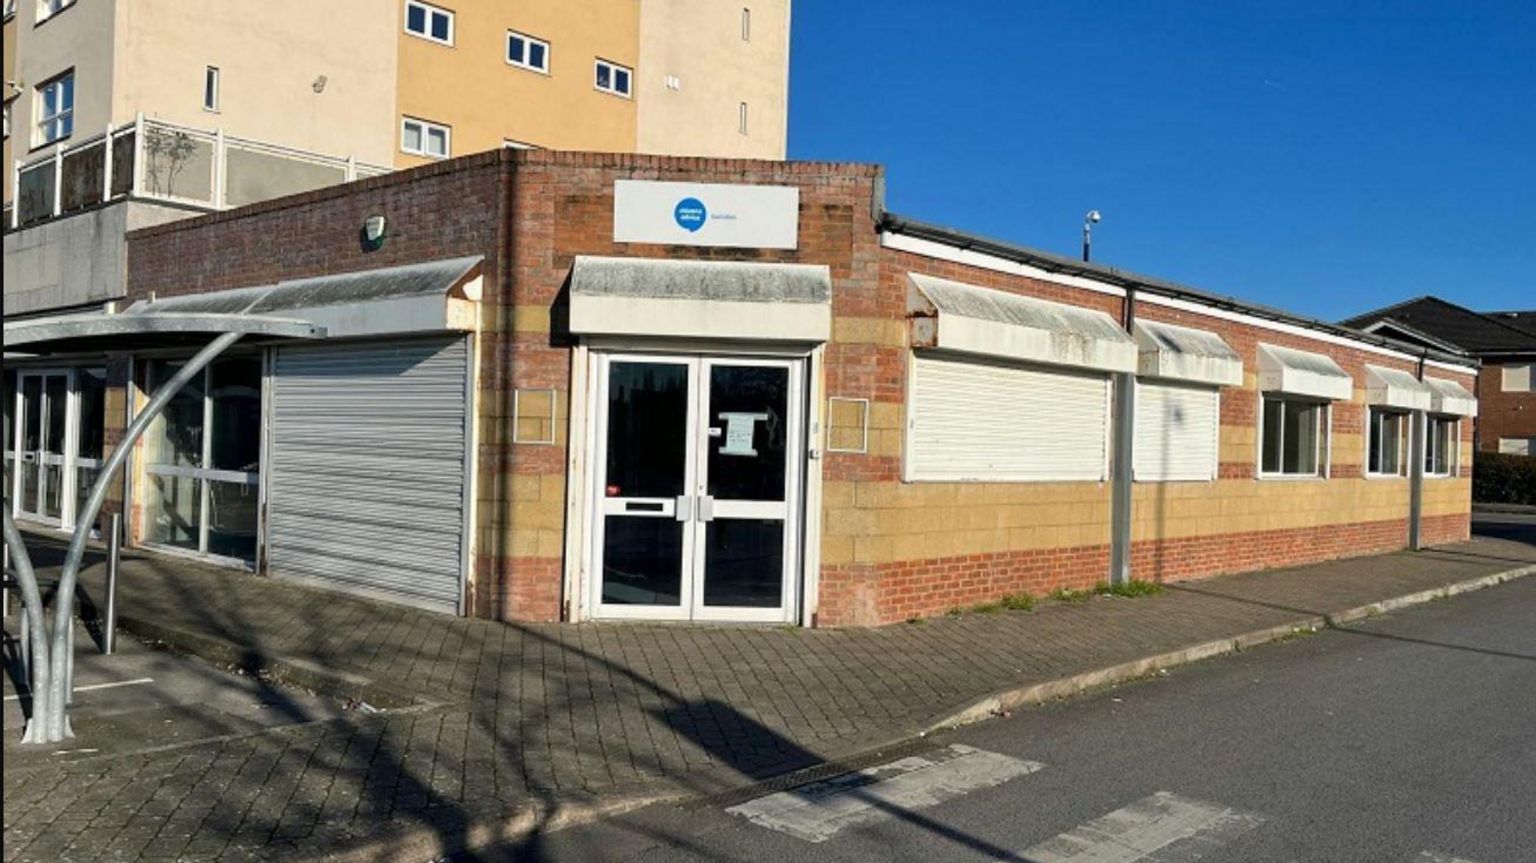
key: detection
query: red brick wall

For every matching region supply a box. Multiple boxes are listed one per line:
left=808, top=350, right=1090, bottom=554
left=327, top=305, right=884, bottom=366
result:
left=1475, top=360, right=1536, bottom=452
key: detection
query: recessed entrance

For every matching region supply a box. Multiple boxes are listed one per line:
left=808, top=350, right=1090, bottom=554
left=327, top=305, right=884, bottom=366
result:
left=589, top=352, right=805, bottom=623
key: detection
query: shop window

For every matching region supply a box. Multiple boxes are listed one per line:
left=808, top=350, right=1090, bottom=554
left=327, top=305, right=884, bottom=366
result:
left=404, top=0, right=453, bottom=45
left=401, top=116, right=450, bottom=158
left=1365, top=407, right=1407, bottom=477
left=1425, top=416, right=1458, bottom=477
left=144, top=357, right=262, bottom=562
left=507, top=31, right=550, bottom=73
left=595, top=59, right=632, bottom=97
left=1260, top=395, right=1326, bottom=478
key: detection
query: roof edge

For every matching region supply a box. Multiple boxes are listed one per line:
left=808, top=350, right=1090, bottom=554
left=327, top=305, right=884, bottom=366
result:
left=879, top=212, right=1477, bottom=369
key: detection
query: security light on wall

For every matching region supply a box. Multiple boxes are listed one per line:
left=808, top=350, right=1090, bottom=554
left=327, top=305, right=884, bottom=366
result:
left=1083, top=210, right=1102, bottom=262
left=361, top=215, right=388, bottom=251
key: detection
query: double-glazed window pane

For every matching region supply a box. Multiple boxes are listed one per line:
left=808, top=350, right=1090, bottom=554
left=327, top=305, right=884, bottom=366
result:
left=1261, top=396, right=1324, bottom=476
left=145, top=358, right=262, bottom=560
left=1367, top=408, right=1404, bottom=476
left=210, top=358, right=261, bottom=472
left=1426, top=417, right=1456, bottom=475
left=148, top=362, right=204, bottom=468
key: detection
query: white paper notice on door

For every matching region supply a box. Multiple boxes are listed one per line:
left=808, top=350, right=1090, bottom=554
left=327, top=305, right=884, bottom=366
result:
left=718, top=412, right=769, bottom=456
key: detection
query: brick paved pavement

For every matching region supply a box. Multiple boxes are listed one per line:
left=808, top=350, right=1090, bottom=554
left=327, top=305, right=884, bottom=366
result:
left=4, top=528, right=1533, bottom=861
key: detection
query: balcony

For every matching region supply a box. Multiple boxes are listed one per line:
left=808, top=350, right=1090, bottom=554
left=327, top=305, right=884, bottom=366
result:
left=6, top=115, right=392, bottom=230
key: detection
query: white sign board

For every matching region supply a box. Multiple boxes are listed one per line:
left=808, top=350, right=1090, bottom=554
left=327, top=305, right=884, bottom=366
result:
left=613, top=180, right=799, bottom=249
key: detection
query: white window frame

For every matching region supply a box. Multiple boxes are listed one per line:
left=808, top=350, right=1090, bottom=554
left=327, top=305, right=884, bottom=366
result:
left=34, top=71, right=74, bottom=146
left=1497, top=437, right=1534, bottom=456
left=400, top=116, right=451, bottom=158
left=1502, top=362, right=1534, bottom=393
left=1257, top=394, right=1330, bottom=480
left=1363, top=406, right=1408, bottom=478
left=1424, top=415, right=1459, bottom=478
left=506, top=30, right=550, bottom=73
left=203, top=66, right=220, bottom=113
left=36, top=0, right=74, bottom=24
left=594, top=58, right=633, bottom=98
left=403, top=0, right=454, bottom=46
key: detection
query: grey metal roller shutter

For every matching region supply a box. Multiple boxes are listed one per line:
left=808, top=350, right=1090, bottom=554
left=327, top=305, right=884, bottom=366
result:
left=268, top=338, right=469, bottom=613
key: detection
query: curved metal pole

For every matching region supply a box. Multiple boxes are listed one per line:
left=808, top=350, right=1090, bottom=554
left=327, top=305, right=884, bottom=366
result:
left=42, top=331, right=244, bottom=741
left=3, top=511, right=54, bottom=743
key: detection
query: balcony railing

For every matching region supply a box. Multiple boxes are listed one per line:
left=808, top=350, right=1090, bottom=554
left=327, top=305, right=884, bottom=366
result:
left=8, top=115, right=392, bottom=230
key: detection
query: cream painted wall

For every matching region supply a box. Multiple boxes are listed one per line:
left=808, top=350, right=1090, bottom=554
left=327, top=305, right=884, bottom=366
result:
left=113, top=0, right=398, bottom=166
left=635, top=0, right=789, bottom=159
left=12, top=0, right=117, bottom=167
left=394, top=0, right=640, bottom=167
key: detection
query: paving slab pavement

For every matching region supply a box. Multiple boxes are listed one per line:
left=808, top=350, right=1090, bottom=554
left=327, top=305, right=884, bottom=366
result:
left=3, top=525, right=1533, bottom=861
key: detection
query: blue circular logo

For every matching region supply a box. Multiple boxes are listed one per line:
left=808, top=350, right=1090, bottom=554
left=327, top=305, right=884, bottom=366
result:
left=674, top=197, right=707, bottom=232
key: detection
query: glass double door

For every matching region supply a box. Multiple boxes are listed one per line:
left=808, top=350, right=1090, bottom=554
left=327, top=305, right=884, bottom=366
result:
left=593, top=354, right=804, bottom=622
left=10, top=368, right=106, bottom=528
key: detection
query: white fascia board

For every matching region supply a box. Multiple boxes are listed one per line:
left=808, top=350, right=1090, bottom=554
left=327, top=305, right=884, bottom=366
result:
left=882, top=231, right=1125, bottom=298
left=934, top=313, right=1136, bottom=374
left=569, top=294, right=831, bottom=342
left=880, top=231, right=1477, bottom=377
left=1363, top=364, right=1432, bottom=411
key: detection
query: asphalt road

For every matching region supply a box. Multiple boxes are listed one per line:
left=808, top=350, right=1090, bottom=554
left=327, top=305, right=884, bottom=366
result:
left=520, top=558, right=1536, bottom=861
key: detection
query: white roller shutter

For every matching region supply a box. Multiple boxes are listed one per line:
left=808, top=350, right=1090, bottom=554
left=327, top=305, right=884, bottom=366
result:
left=907, top=353, right=1110, bottom=482
left=268, top=338, right=469, bottom=613
left=1134, top=381, right=1219, bottom=481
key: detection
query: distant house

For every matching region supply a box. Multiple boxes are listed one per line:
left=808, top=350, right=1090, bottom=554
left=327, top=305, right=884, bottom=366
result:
left=1344, top=297, right=1536, bottom=455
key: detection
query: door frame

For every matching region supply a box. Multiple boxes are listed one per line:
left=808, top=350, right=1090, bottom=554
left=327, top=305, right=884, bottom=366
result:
left=12, top=367, right=77, bottom=528
left=573, top=339, right=822, bottom=625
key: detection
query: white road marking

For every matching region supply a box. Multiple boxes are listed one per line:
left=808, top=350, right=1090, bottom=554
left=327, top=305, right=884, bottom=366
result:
left=3, top=677, right=155, bottom=701
left=1019, top=791, right=1264, bottom=863
left=726, top=744, right=1044, bottom=842
left=1418, top=853, right=1482, bottom=863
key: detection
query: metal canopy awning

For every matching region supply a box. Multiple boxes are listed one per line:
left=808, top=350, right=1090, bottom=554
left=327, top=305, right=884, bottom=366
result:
left=1134, top=319, right=1243, bottom=387
left=1424, top=377, right=1478, bottom=416
left=2, top=256, right=484, bottom=355
left=568, top=256, right=832, bottom=342
left=1364, top=364, right=1432, bottom=411
left=1256, top=343, right=1353, bottom=401
left=907, top=272, right=1136, bottom=373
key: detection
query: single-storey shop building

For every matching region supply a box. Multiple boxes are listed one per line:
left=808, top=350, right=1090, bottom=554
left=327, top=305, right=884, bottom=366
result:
left=4, top=150, right=1478, bottom=626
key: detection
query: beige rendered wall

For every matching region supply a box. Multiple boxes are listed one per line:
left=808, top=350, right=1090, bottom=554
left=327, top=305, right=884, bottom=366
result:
left=10, top=0, right=117, bottom=167
left=113, top=0, right=398, bottom=166
left=394, top=0, right=639, bottom=168
left=635, top=0, right=790, bottom=159
left=3, top=14, right=14, bottom=204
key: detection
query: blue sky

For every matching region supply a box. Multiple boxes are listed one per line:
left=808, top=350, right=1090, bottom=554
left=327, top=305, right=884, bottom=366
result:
left=787, top=2, right=1535, bottom=320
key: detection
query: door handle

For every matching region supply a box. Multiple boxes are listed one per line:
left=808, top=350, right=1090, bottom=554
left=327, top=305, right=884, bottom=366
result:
left=20, top=453, right=36, bottom=463
left=675, top=495, right=693, bottom=522
left=697, top=495, right=715, bottom=523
